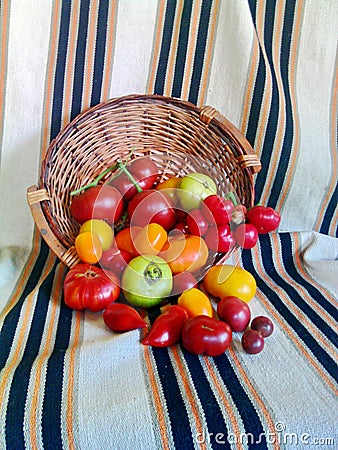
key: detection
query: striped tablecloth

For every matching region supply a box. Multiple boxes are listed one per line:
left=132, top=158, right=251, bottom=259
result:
left=0, top=1, right=337, bottom=449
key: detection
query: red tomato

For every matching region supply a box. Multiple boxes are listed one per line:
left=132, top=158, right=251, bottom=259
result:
left=172, top=272, right=198, bottom=296
left=186, top=209, right=209, bottom=236
left=63, top=263, right=120, bottom=312
left=246, top=206, right=281, bottom=234
left=70, top=185, right=124, bottom=225
left=217, top=296, right=251, bottom=332
left=111, top=156, right=159, bottom=200
left=204, top=223, right=235, bottom=253
left=181, top=315, right=232, bottom=356
left=202, top=195, right=234, bottom=224
left=100, top=246, right=133, bottom=277
left=103, top=303, right=147, bottom=332
left=128, top=190, right=176, bottom=231
left=233, top=223, right=258, bottom=249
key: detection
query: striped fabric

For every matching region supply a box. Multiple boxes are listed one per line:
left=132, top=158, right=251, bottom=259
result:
left=0, top=1, right=337, bottom=449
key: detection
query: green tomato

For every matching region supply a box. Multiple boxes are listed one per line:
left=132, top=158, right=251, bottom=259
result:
left=121, top=255, right=173, bottom=308
left=177, top=173, right=217, bottom=211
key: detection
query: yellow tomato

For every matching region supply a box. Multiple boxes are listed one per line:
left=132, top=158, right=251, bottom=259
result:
left=75, top=231, right=103, bottom=264
left=202, top=264, right=256, bottom=303
left=156, top=176, right=181, bottom=205
left=178, top=288, right=213, bottom=318
left=79, top=219, right=114, bottom=251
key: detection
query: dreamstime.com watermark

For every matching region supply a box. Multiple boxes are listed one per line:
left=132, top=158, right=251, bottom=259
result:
left=195, top=422, right=335, bottom=446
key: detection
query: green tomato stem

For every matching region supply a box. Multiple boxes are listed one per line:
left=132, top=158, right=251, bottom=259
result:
left=116, top=160, right=143, bottom=193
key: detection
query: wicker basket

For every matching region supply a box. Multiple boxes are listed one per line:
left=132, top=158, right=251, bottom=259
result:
left=27, top=94, right=261, bottom=268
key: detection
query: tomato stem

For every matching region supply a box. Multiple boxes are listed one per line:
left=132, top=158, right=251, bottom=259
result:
left=116, top=160, right=143, bottom=193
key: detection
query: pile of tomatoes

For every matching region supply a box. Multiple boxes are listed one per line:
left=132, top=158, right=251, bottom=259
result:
left=63, top=155, right=280, bottom=356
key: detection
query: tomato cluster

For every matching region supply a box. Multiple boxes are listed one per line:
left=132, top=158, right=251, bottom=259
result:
left=63, top=154, right=278, bottom=356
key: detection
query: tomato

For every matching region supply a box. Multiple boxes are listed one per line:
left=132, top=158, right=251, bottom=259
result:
left=233, top=223, right=258, bottom=249
left=70, top=185, right=124, bottom=225
left=114, top=226, right=142, bottom=256
left=204, top=223, right=235, bottom=253
left=142, top=305, right=189, bottom=347
left=177, top=288, right=213, bottom=318
left=63, top=263, right=120, bottom=312
left=177, top=173, right=217, bottom=211
left=156, top=176, right=181, bottom=205
left=172, top=272, right=197, bottom=296
left=202, top=195, right=234, bottom=224
left=103, top=303, right=147, bottom=332
left=241, top=329, right=264, bottom=354
left=203, top=264, right=256, bottom=303
left=128, top=190, right=177, bottom=231
left=251, top=316, right=274, bottom=337
left=79, top=219, right=114, bottom=251
left=160, top=234, right=209, bottom=274
left=217, top=296, right=251, bottom=332
left=186, top=209, right=209, bottom=236
left=133, top=223, right=167, bottom=255
left=75, top=231, right=102, bottom=264
left=121, top=255, right=173, bottom=308
left=111, top=156, right=159, bottom=200
left=100, top=246, right=133, bottom=277
left=181, top=315, right=232, bottom=356
left=246, top=206, right=281, bottom=234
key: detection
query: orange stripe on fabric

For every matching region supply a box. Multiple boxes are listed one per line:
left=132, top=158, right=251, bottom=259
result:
left=171, top=347, right=206, bottom=450
left=270, top=233, right=338, bottom=361
left=41, top=0, right=62, bottom=159
left=147, top=0, right=166, bottom=94
left=82, top=0, right=99, bottom=109
left=0, top=231, right=41, bottom=320
left=0, top=252, right=56, bottom=409
left=65, top=310, right=82, bottom=450
left=0, top=0, right=10, bottom=147
left=28, top=263, right=65, bottom=450
left=181, top=0, right=201, bottom=100
left=277, top=0, right=303, bottom=209
left=143, top=347, right=171, bottom=450
left=164, top=0, right=184, bottom=97
left=62, top=0, right=81, bottom=129
left=101, top=0, right=118, bottom=101
left=260, top=0, right=287, bottom=207
left=203, top=357, right=243, bottom=450
left=198, top=0, right=220, bottom=107
left=251, top=244, right=338, bottom=394
left=228, top=347, right=281, bottom=450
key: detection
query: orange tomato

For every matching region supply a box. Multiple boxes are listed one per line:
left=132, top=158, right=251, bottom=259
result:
left=177, top=288, right=213, bottom=317
left=159, top=234, right=209, bottom=274
left=115, top=226, right=142, bottom=256
left=156, top=176, right=181, bottom=205
left=75, top=231, right=102, bottom=264
left=133, top=223, right=168, bottom=255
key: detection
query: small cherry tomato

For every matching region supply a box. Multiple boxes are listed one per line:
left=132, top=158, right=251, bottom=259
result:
left=246, top=206, right=281, bottom=234
left=103, top=303, right=147, bottom=332
left=217, top=296, right=251, bottom=332
left=181, top=315, right=232, bottom=356
left=133, top=223, right=167, bottom=255
left=233, top=223, right=258, bottom=249
left=75, top=231, right=103, bottom=264
left=63, top=263, right=120, bottom=312
left=241, top=329, right=264, bottom=354
left=186, top=209, right=209, bottom=236
left=177, top=288, right=213, bottom=318
left=251, top=316, right=274, bottom=337
left=202, top=195, right=234, bottom=224
left=79, top=219, right=114, bottom=251
left=204, top=223, right=235, bottom=253
left=172, top=272, right=198, bottom=296
left=142, top=304, right=189, bottom=347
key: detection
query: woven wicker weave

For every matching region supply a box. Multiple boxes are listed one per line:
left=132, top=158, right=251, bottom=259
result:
left=27, top=94, right=261, bottom=268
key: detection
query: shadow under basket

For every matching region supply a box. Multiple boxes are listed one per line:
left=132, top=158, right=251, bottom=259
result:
left=27, top=94, right=261, bottom=269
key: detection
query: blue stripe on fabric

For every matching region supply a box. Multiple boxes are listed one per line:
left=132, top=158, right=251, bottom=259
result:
left=0, top=239, right=49, bottom=371
left=320, top=184, right=338, bottom=237
left=50, top=0, right=72, bottom=141
left=266, top=0, right=296, bottom=208
left=71, top=0, right=90, bottom=121
left=5, top=262, right=58, bottom=450
left=150, top=347, right=194, bottom=449
left=154, top=0, right=176, bottom=95
left=188, top=0, right=212, bottom=105
left=171, top=0, right=193, bottom=98
left=41, top=295, right=74, bottom=450
left=279, top=232, right=338, bottom=321
left=241, top=237, right=338, bottom=383
left=91, top=0, right=109, bottom=106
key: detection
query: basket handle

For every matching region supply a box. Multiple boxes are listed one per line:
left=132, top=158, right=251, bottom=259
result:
left=200, top=106, right=261, bottom=174
left=26, top=185, right=81, bottom=268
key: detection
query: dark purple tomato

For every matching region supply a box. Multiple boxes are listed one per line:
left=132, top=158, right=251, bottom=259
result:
left=172, top=272, right=198, bottom=296
left=241, top=329, right=265, bottom=354
left=251, top=316, right=274, bottom=338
